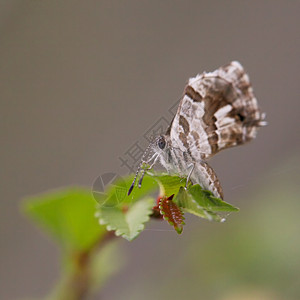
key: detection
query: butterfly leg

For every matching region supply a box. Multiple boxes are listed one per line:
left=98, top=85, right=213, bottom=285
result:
left=138, top=153, right=159, bottom=188
left=185, top=162, right=195, bottom=189
left=128, top=152, right=159, bottom=195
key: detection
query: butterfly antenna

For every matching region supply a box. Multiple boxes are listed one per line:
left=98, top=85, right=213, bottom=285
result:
left=127, top=142, right=153, bottom=196
left=128, top=167, right=140, bottom=196
left=138, top=169, right=146, bottom=188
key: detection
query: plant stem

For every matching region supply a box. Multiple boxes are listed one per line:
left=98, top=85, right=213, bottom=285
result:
left=47, top=231, right=116, bottom=300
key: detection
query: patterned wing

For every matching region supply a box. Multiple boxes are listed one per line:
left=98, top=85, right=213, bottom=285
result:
left=167, top=61, right=266, bottom=160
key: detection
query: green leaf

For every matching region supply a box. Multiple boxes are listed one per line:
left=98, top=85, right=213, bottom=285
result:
left=148, top=173, right=187, bottom=197
left=188, top=185, right=239, bottom=212
left=94, top=174, right=159, bottom=241
left=96, top=197, right=154, bottom=241
left=174, top=185, right=239, bottom=222
left=22, top=188, right=106, bottom=252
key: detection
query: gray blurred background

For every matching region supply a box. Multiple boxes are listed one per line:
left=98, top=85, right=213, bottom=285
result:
left=1, top=1, right=300, bottom=299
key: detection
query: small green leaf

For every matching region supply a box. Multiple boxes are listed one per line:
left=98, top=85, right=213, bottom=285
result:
left=188, top=185, right=239, bottom=212
left=22, top=188, right=106, bottom=252
left=97, top=197, right=154, bottom=241
left=148, top=173, right=187, bottom=197
left=174, top=185, right=239, bottom=222
left=174, top=186, right=219, bottom=221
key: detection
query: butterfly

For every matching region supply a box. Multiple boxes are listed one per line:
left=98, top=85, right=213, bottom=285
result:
left=128, top=61, right=266, bottom=199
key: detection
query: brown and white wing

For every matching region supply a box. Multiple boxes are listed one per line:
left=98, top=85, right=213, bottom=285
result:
left=167, top=61, right=266, bottom=160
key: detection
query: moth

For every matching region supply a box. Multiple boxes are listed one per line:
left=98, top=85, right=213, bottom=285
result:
left=128, top=61, right=266, bottom=199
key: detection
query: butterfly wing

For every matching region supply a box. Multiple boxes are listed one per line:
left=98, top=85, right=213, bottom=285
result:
left=167, top=61, right=266, bottom=161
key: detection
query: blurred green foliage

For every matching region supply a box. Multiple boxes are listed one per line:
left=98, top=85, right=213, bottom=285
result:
left=22, top=188, right=123, bottom=300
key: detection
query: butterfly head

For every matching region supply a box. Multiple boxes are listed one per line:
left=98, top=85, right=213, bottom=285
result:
left=127, top=135, right=170, bottom=196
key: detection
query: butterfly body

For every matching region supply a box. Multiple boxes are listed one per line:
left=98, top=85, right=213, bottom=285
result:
left=151, top=135, right=224, bottom=199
